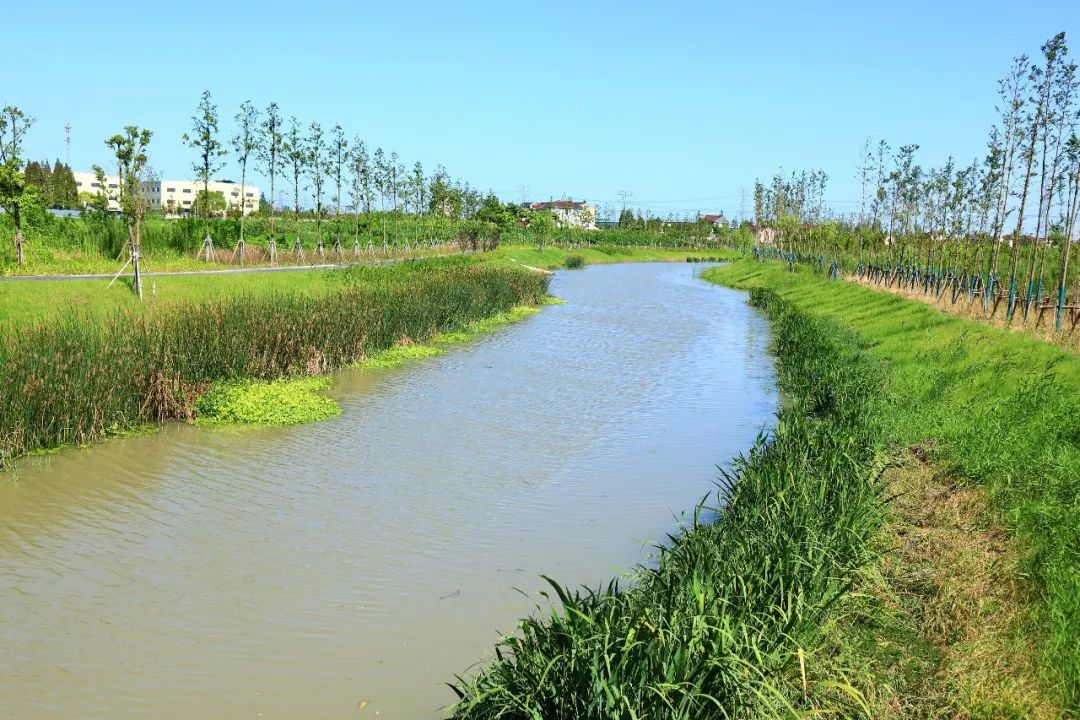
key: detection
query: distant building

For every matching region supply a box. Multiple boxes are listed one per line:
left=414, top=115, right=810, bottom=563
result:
left=529, top=200, right=597, bottom=229
left=145, top=178, right=260, bottom=216
left=73, top=171, right=260, bottom=216
left=73, top=170, right=122, bottom=212
left=702, top=213, right=726, bottom=227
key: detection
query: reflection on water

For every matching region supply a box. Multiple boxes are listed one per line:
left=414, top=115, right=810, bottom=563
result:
left=0, top=262, right=776, bottom=719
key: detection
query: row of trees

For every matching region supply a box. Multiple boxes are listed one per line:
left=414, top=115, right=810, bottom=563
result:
left=0, top=91, right=522, bottom=272
left=24, top=159, right=79, bottom=210
left=753, top=32, right=1080, bottom=331
left=177, top=91, right=511, bottom=264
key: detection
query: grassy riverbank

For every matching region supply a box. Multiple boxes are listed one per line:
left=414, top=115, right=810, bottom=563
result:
left=0, top=261, right=549, bottom=466
left=0, top=245, right=718, bottom=327
left=450, top=286, right=891, bottom=717
left=704, top=260, right=1080, bottom=716
left=448, top=258, right=1078, bottom=718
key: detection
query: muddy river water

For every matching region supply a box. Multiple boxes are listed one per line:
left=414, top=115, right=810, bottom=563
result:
left=0, top=262, right=776, bottom=718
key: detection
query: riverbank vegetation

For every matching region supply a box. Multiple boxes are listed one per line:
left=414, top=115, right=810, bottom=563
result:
left=195, top=377, right=339, bottom=425
left=0, top=210, right=748, bottom=276
left=2, top=87, right=747, bottom=279
left=0, top=262, right=548, bottom=466
left=0, top=246, right=720, bottom=327
left=450, top=284, right=890, bottom=718
left=355, top=343, right=445, bottom=369
left=448, top=255, right=1078, bottom=717
left=749, top=32, right=1080, bottom=338
left=704, top=259, right=1079, bottom=715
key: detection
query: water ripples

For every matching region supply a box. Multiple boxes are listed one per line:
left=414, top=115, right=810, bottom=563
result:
left=0, top=262, right=776, bottom=719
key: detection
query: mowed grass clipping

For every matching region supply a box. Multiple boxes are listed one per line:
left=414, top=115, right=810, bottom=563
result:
left=705, top=259, right=1080, bottom=713
left=195, top=377, right=340, bottom=425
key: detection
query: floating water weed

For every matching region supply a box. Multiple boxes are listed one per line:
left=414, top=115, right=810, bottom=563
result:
left=354, top=344, right=445, bottom=369
left=196, top=377, right=339, bottom=425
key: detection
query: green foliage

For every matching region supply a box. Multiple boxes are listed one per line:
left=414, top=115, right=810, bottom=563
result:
left=563, top=254, right=586, bottom=269
left=474, top=193, right=517, bottom=232
left=182, top=90, right=227, bottom=225
left=431, top=305, right=540, bottom=343
left=451, top=290, right=888, bottom=718
left=354, top=343, right=445, bottom=368
left=192, top=189, right=227, bottom=218
left=0, top=263, right=549, bottom=465
left=195, top=376, right=339, bottom=425
left=707, top=260, right=1080, bottom=712
left=23, top=159, right=79, bottom=209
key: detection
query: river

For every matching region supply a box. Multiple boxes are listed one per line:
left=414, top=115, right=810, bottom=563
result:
left=0, top=262, right=776, bottom=718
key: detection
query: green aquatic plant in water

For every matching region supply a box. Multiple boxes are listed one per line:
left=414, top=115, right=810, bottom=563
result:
left=433, top=305, right=541, bottom=344
left=195, top=377, right=340, bottom=425
left=354, top=344, right=445, bottom=369
left=0, top=263, right=549, bottom=465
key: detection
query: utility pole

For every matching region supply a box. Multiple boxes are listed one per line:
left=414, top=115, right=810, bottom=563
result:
left=65, top=123, right=72, bottom=167
left=617, top=189, right=633, bottom=214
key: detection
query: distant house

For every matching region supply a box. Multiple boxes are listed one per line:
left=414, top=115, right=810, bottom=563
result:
left=702, top=213, right=726, bottom=227
left=529, top=200, right=597, bottom=229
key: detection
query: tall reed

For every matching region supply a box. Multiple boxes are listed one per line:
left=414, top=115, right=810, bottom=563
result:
left=0, top=264, right=548, bottom=465
left=449, top=289, right=888, bottom=718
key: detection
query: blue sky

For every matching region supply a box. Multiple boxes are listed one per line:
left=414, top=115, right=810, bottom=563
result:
left=6, top=1, right=1079, bottom=219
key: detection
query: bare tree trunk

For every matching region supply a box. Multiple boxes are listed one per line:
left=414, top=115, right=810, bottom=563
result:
left=1008, top=123, right=1040, bottom=320
left=237, top=166, right=247, bottom=265
left=132, top=229, right=143, bottom=300
left=1058, top=169, right=1080, bottom=330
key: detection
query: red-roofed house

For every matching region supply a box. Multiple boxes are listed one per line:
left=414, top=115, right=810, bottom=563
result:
left=702, top=213, right=726, bottom=227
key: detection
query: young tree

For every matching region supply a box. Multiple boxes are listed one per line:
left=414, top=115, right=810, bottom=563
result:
left=990, top=56, right=1029, bottom=281
left=230, top=100, right=259, bottom=264
left=411, top=160, right=425, bottom=214
left=372, top=146, right=389, bottom=251
left=1023, top=33, right=1069, bottom=318
left=256, top=102, right=284, bottom=263
left=102, top=126, right=152, bottom=298
left=182, top=90, right=227, bottom=261
left=348, top=137, right=369, bottom=255
left=1033, top=46, right=1076, bottom=317
left=306, top=121, right=327, bottom=257
left=328, top=124, right=348, bottom=257
left=192, top=190, right=227, bottom=217
left=283, top=116, right=307, bottom=258
left=1060, top=132, right=1080, bottom=329
left=1007, top=49, right=1053, bottom=319
left=0, top=106, right=36, bottom=265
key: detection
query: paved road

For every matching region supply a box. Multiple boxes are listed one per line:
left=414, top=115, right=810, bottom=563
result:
left=0, top=255, right=443, bottom=282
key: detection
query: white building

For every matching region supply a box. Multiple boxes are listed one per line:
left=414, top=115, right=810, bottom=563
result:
left=145, top=179, right=260, bottom=216
left=529, top=200, right=597, bottom=229
left=73, top=171, right=260, bottom=216
left=73, top=170, right=122, bottom=212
